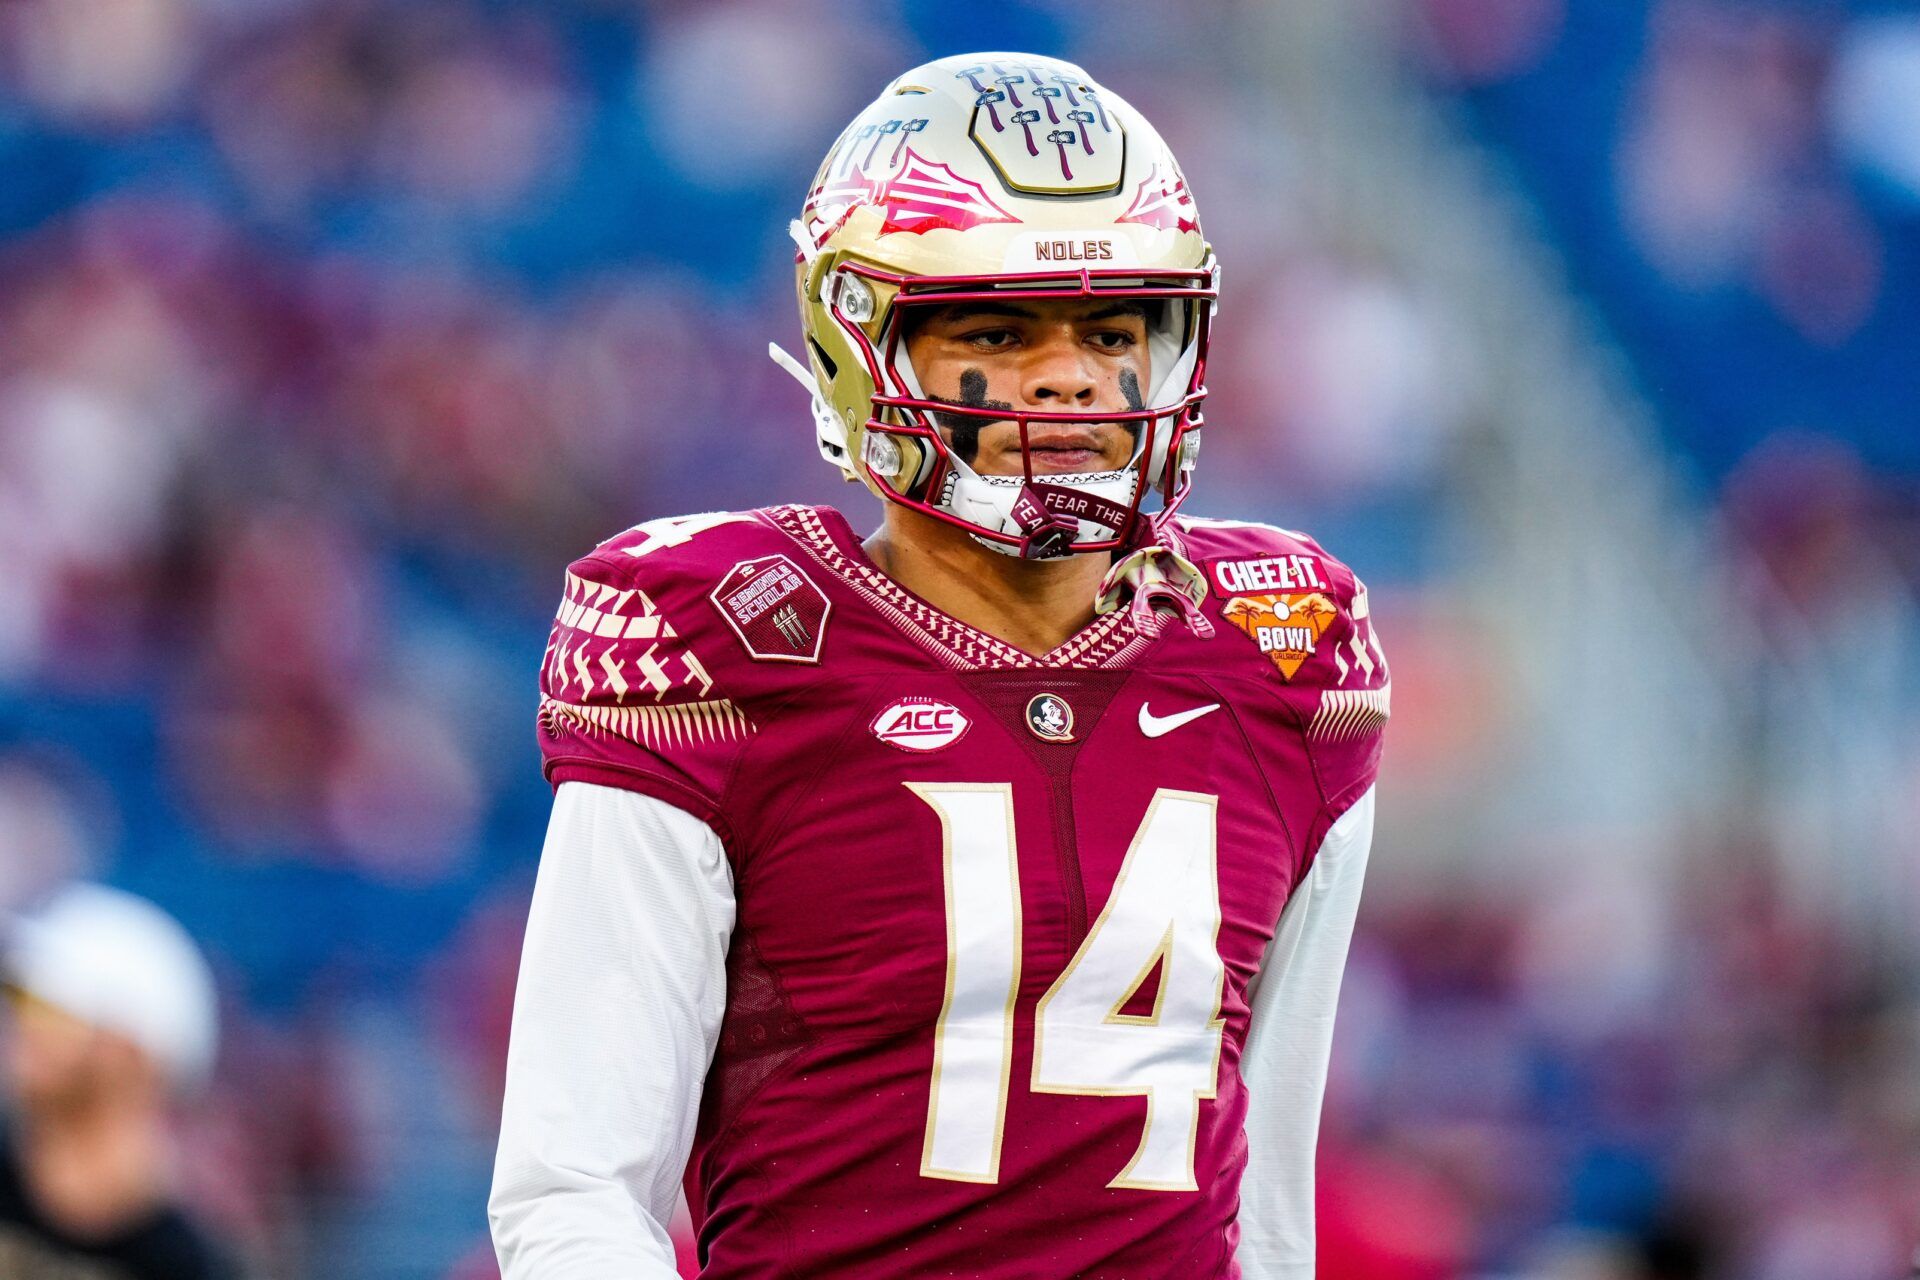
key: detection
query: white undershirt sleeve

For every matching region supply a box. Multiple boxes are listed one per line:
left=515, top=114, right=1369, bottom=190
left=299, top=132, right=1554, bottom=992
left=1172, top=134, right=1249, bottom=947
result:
left=1235, top=786, right=1376, bottom=1280
left=490, top=780, right=735, bottom=1280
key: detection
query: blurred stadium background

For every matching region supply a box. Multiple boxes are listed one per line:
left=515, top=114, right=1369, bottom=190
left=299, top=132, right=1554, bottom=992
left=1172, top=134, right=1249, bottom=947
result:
left=1, top=0, right=1916, bottom=1275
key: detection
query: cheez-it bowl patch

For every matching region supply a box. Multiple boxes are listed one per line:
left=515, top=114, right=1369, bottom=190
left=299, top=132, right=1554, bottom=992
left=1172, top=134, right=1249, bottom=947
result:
left=1221, top=592, right=1337, bottom=680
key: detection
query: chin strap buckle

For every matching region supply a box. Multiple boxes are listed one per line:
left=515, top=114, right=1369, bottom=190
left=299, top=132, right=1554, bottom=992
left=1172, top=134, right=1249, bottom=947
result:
left=1095, top=542, right=1215, bottom=639
left=1011, top=484, right=1079, bottom=560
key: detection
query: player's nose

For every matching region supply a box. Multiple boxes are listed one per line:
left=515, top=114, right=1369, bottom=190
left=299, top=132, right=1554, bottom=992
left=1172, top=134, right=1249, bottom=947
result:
left=1020, top=335, right=1100, bottom=407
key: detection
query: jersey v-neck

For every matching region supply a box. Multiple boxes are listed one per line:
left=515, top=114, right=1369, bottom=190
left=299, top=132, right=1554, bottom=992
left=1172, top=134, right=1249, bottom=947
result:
left=761, top=504, right=1159, bottom=671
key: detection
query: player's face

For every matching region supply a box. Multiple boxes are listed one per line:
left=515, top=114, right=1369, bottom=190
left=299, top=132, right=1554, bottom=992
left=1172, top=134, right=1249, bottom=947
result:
left=1, top=985, right=155, bottom=1116
left=3, top=986, right=95, bottom=1112
left=902, top=297, right=1152, bottom=476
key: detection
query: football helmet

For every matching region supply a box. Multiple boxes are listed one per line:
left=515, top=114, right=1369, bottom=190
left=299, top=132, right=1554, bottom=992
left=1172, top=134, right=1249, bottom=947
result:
left=771, top=52, right=1217, bottom=559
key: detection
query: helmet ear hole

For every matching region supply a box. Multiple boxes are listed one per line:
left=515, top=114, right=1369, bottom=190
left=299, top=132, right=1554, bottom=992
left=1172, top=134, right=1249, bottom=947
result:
left=807, top=336, right=838, bottom=381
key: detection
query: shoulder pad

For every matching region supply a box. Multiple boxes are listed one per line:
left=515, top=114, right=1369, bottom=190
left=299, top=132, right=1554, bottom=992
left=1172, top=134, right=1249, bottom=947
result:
left=538, top=510, right=807, bottom=817
left=1176, top=513, right=1388, bottom=695
left=1175, top=514, right=1388, bottom=816
left=591, top=509, right=796, bottom=584
left=551, top=508, right=824, bottom=703
left=1170, top=514, right=1352, bottom=603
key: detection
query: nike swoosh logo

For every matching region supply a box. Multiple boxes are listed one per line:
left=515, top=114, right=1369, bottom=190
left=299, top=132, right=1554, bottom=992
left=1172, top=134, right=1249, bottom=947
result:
left=1138, top=702, right=1221, bottom=738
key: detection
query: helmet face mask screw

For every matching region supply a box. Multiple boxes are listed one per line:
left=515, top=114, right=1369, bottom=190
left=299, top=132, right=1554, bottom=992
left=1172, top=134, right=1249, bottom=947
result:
left=837, top=273, right=876, bottom=324
left=864, top=431, right=903, bottom=479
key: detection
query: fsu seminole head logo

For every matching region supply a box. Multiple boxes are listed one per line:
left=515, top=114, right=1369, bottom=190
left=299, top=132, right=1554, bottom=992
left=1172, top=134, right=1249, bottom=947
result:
left=1024, top=692, right=1076, bottom=743
left=1222, top=593, right=1337, bottom=681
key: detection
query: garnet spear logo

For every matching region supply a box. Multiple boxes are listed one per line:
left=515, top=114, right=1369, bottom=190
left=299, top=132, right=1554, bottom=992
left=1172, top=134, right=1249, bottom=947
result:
left=1117, top=164, right=1200, bottom=235
left=804, top=144, right=1020, bottom=247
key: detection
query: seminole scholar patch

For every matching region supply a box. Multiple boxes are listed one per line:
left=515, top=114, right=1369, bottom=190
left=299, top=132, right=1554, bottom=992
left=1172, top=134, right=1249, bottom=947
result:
left=1221, top=592, right=1337, bottom=680
left=710, top=555, right=832, bottom=664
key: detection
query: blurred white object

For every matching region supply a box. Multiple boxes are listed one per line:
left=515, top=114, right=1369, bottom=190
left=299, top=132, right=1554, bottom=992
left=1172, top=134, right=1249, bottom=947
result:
left=1830, top=18, right=1920, bottom=205
left=9, top=0, right=196, bottom=125
left=5, top=883, right=219, bottom=1090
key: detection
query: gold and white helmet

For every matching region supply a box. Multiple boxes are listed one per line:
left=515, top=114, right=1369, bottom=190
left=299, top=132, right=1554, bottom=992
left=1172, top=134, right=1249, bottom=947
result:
left=769, top=52, right=1217, bottom=559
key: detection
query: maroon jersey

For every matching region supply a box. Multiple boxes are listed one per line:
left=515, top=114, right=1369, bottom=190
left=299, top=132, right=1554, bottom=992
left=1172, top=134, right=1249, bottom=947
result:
left=535, top=505, right=1388, bottom=1278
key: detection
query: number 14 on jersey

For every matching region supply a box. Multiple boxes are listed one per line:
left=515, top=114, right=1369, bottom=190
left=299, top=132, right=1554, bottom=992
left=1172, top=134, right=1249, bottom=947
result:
left=908, top=783, right=1226, bottom=1192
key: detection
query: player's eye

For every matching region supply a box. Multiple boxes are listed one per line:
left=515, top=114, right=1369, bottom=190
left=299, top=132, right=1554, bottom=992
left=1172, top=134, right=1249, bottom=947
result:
left=1086, top=329, right=1137, bottom=352
left=963, top=328, right=1019, bottom=351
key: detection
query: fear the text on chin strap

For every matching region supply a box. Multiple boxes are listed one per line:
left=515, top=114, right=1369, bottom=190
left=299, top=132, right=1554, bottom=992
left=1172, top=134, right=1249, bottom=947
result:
left=1094, top=542, right=1214, bottom=639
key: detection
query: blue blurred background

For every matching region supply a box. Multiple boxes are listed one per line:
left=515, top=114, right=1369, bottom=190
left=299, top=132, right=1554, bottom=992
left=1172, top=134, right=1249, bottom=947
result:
left=0, top=0, right=1915, bottom=1276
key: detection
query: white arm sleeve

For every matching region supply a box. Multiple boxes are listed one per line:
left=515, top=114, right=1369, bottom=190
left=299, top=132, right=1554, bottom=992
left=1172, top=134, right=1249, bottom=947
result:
left=490, top=780, right=735, bottom=1280
left=1235, top=787, right=1376, bottom=1280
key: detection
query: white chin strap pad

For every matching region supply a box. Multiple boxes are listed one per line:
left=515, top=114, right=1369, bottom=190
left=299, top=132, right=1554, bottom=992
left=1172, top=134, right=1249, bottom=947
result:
left=939, top=464, right=1140, bottom=559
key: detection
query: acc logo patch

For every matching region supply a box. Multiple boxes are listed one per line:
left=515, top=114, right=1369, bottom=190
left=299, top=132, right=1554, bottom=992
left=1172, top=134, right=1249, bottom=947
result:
left=1222, top=593, right=1338, bottom=681
left=870, top=697, right=972, bottom=753
left=710, top=555, right=831, bottom=664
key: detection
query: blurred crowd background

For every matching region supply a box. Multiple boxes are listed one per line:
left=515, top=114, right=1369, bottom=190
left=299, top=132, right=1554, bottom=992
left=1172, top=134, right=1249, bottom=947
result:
left=0, top=0, right=1915, bottom=1276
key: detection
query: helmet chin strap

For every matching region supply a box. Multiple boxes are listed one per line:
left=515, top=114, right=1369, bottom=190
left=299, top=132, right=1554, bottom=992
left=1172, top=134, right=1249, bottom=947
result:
left=1009, top=485, right=1082, bottom=559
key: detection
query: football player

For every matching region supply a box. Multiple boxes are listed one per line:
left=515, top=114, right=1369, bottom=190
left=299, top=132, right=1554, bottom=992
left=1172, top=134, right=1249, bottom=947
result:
left=491, top=52, right=1389, bottom=1279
